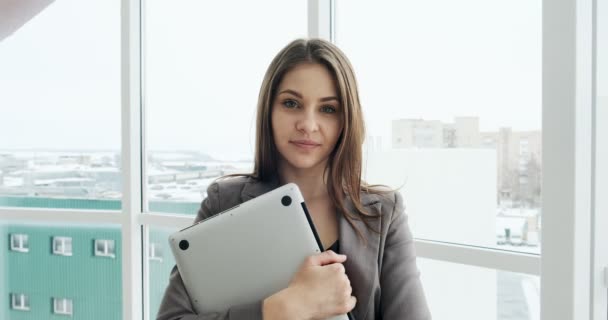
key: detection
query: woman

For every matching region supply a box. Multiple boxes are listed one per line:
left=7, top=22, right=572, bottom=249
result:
left=157, top=38, right=431, bottom=320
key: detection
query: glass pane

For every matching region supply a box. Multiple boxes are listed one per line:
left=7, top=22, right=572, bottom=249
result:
left=65, top=238, right=72, bottom=253
left=53, top=299, right=61, bottom=313
left=10, top=234, right=19, bottom=249
left=419, top=258, right=539, bottom=320
left=144, top=0, right=307, bottom=215
left=107, top=240, right=115, bottom=254
left=95, top=240, right=105, bottom=254
left=22, top=235, right=29, bottom=249
left=0, top=221, right=122, bottom=319
left=0, top=0, right=122, bottom=210
left=148, top=227, right=178, bottom=318
left=337, top=0, right=542, bottom=253
left=53, top=238, right=62, bottom=253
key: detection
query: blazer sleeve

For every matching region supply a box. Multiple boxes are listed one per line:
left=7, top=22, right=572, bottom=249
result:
left=156, top=183, right=265, bottom=320
left=380, top=191, right=432, bottom=319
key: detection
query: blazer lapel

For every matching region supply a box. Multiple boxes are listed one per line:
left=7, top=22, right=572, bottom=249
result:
left=340, top=194, right=382, bottom=320
left=240, top=177, right=280, bottom=202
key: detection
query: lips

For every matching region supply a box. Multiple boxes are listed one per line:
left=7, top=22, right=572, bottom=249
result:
left=290, top=140, right=321, bottom=149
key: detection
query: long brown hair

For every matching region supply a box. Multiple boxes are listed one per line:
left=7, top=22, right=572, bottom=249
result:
left=235, top=38, right=388, bottom=243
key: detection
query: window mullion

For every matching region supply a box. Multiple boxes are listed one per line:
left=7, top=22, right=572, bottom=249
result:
left=592, top=0, right=608, bottom=317
left=542, top=0, right=595, bottom=319
left=415, top=239, right=540, bottom=275
left=0, top=207, right=123, bottom=224
left=592, top=0, right=608, bottom=313
left=307, top=0, right=333, bottom=41
left=121, top=0, right=144, bottom=319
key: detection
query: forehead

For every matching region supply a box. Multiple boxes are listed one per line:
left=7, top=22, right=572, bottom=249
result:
left=277, top=63, right=338, bottom=97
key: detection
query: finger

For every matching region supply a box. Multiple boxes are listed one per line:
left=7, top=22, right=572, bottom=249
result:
left=339, top=296, right=357, bottom=314
left=327, top=262, right=346, bottom=274
left=327, top=250, right=347, bottom=262
left=308, top=250, right=347, bottom=266
left=347, top=296, right=357, bottom=311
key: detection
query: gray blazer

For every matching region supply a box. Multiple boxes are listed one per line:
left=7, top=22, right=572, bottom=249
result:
left=157, top=176, right=431, bottom=320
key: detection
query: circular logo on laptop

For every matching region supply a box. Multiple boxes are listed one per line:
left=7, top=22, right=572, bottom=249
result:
left=281, top=196, right=292, bottom=206
left=179, top=240, right=189, bottom=250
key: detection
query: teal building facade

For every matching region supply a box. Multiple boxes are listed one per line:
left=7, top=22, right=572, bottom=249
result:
left=1, top=197, right=199, bottom=320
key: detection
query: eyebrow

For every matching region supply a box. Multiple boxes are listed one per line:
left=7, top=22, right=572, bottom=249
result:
left=278, top=89, right=340, bottom=103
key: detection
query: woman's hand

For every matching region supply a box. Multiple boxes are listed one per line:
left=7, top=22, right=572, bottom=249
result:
left=263, top=250, right=356, bottom=320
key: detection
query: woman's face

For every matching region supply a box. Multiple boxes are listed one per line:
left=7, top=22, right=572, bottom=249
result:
left=271, top=63, right=344, bottom=174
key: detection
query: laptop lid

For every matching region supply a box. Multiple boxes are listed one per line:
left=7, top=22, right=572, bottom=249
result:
left=169, top=183, right=351, bottom=320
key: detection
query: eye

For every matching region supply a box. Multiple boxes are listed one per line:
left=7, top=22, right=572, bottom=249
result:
left=283, top=99, right=298, bottom=109
left=320, top=105, right=337, bottom=114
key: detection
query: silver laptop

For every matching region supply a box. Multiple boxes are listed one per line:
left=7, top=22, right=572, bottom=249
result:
left=169, top=183, right=352, bottom=320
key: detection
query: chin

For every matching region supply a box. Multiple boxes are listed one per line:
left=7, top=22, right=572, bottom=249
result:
left=284, top=157, right=324, bottom=171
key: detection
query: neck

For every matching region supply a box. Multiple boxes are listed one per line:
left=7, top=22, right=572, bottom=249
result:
left=277, top=162, right=330, bottom=202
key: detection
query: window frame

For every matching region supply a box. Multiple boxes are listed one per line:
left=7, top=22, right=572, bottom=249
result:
left=11, top=293, right=30, bottom=311
left=9, top=233, right=29, bottom=253
left=148, top=242, right=162, bottom=262
left=0, top=1, right=603, bottom=320
left=52, top=236, right=73, bottom=256
left=540, top=0, right=605, bottom=319
left=591, top=0, right=608, bottom=318
left=52, top=297, right=73, bottom=316
left=94, top=239, right=116, bottom=258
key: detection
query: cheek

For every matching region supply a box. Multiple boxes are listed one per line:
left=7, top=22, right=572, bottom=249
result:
left=270, top=108, right=280, bottom=137
left=271, top=109, right=287, bottom=145
left=326, top=118, right=343, bottom=143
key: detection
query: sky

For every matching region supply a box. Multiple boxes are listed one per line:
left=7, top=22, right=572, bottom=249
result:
left=0, top=0, right=605, bottom=161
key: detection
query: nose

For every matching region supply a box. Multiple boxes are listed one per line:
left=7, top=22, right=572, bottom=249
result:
left=295, top=108, right=319, bottom=133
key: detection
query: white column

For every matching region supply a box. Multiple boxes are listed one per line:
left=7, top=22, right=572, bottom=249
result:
left=541, top=0, right=595, bottom=319
left=592, top=0, right=608, bottom=317
left=121, top=0, right=143, bottom=319
left=308, top=0, right=334, bottom=41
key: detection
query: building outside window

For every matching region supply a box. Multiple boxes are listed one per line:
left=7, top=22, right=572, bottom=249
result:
left=94, top=239, right=115, bottom=258
left=149, top=242, right=163, bottom=262
left=10, top=233, right=29, bottom=252
left=52, top=236, right=73, bottom=256
left=53, top=297, right=73, bottom=316
left=11, top=293, right=30, bottom=311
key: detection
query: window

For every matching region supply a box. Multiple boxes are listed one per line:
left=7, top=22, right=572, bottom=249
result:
left=10, top=233, right=29, bottom=252
left=53, top=297, right=73, bottom=316
left=0, top=0, right=121, bottom=210
left=148, top=227, right=178, bottom=318
left=144, top=0, right=307, bottom=215
left=148, top=242, right=162, bottom=262
left=52, top=236, right=73, bottom=256
left=11, top=293, right=30, bottom=311
left=336, top=0, right=542, bottom=254
left=94, top=239, right=115, bottom=258
left=418, top=258, right=539, bottom=319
